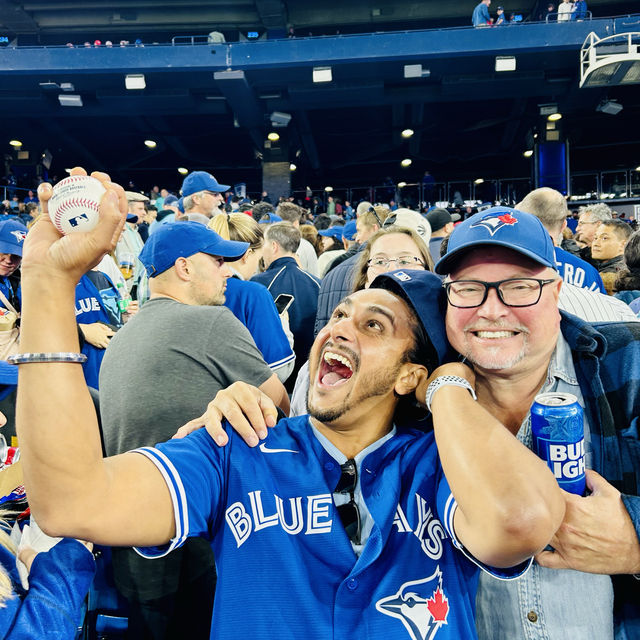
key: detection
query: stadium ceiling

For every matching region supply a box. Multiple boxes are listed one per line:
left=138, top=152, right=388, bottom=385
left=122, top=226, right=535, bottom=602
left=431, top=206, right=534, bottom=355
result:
left=1, top=0, right=640, bottom=194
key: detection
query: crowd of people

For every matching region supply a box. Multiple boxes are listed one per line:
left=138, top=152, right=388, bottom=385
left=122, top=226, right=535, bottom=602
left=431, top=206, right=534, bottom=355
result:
left=0, top=165, right=638, bottom=639
left=472, top=0, right=588, bottom=26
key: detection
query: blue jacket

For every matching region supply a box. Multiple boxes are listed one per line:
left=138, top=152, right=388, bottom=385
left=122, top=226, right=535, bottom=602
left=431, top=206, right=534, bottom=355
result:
left=0, top=538, right=95, bottom=639
left=562, top=312, right=640, bottom=634
left=251, top=257, right=321, bottom=367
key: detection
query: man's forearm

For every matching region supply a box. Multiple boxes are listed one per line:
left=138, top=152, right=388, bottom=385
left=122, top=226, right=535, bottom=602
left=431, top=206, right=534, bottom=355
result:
left=17, top=279, right=106, bottom=530
left=431, top=385, right=565, bottom=566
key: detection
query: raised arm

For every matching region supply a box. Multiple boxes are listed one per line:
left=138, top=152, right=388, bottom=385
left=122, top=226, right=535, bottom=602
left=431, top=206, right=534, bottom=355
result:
left=422, top=362, right=566, bottom=568
left=17, top=170, right=175, bottom=547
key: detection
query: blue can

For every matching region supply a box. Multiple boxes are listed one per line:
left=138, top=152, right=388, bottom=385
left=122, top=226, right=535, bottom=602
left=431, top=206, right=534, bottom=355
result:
left=531, top=392, right=585, bottom=495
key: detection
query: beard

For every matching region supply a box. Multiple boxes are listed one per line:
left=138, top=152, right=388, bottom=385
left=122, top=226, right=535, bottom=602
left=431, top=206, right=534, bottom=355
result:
left=307, top=361, right=403, bottom=424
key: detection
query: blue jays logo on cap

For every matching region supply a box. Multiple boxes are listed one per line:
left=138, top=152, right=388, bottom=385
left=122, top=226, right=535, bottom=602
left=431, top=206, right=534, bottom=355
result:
left=470, top=211, right=518, bottom=236
left=10, top=230, right=26, bottom=243
left=392, top=271, right=412, bottom=282
left=376, top=568, right=449, bottom=640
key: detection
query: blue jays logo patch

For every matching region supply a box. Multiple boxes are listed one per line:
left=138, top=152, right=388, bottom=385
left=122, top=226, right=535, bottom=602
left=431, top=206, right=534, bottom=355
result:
left=470, top=212, right=518, bottom=236
left=10, top=230, right=26, bottom=243
left=376, top=567, right=449, bottom=640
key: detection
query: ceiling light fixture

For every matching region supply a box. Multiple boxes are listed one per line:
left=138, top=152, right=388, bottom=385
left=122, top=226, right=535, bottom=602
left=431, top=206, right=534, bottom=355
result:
left=267, top=132, right=280, bottom=141
left=474, top=178, right=485, bottom=184
left=312, top=67, right=332, bottom=83
left=495, top=56, right=516, bottom=72
left=523, top=150, right=533, bottom=158
left=547, top=112, right=562, bottom=121
left=125, top=74, right=146, bottom=90
left=289, top=163, right=297, bottom=171
left=58, top=94, right=83, bottom=107
left=144, top=139, right=157, bottom=149
left=9, top=140, right=22, bottom=147
left=400, top=158, right=412, bottom=167
left=397, top=181, right=407, bottom=188
left=178, top=167, right=188, bottom=175
left=401, top=129, right=414, bottom=138
left=324, top=186, right=333, bottom=192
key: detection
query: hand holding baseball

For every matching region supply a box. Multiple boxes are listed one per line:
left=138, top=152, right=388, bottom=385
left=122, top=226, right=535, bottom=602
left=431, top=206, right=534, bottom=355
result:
left=23, top=168, right=127, bottom=286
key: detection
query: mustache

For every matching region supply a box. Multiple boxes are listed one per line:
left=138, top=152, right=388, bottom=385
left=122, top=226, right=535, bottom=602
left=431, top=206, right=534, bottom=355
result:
left=320, top=342, right=360, bottom=371
left=463, top=320, right=530, bottom=335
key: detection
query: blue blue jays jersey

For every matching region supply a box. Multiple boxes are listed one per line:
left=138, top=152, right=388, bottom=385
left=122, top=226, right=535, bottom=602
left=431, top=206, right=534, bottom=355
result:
left=554, top=246, right=605, bottom=293
left=134, top=416, right=529, bottom=640
left=224, top=277, right=295, bottom=372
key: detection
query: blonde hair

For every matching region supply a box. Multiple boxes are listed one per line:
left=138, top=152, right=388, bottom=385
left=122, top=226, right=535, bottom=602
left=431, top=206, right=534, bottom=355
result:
left=209, top=213, right=263, bottom=251
left=352, top=227, right=434, bottom=291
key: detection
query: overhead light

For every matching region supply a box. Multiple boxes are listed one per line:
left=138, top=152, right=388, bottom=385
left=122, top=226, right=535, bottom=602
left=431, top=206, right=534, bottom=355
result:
left=60, top=82, right=74, bottom=92
left=270, top=111, right=291, bottom=127
left=178, top=167, right=188, bottom=175
left=596, top=99, right=623, bottom=115
left=324, top=186, right=333, bottom=192
left=495, top=56, right=516, bottom=72
left=144, top=139, right=157, bottom=149
left=404, top=64, right=430, bottom=79
left=400, top=158, right=412, bottom=167
left=401, top=129, right=414, bottom=138
left=397, top=181, right=407, bottom=188
left=58, top=94, right=83, bottom=107
left=474, top=178, right=485, bottom=185
left=539, top=103, right=558, bottom=116
left=267, top=132, right=280, bottom=141
left=547, top=113, right=562, bottom=121
left=635, top=166, right=640, bottom=172
left=9, top=140, right=22, bottom=147
left=125, top=74, right=146, bottom=90
left=523, top=150, right=534, bottom=158
left=312, top=67, right=332, bottom=83
left=289, top=163, right=297, bottom=171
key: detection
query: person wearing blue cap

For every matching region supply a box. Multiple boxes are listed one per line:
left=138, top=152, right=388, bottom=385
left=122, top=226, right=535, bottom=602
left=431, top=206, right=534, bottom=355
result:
left=17, top=173, right=564, bottom=640
left=0, top=219, right=27, bottom=317
left=317, top=226, right=346, bottom=277
left=96, top=219, right=289, bottom=638
left=431, top=206, right=640, bottom=639
left=181, top=171, right=230, bottom=221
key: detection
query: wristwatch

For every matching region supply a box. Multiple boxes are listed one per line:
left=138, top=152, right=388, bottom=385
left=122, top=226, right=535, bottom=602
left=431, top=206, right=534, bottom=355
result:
left=425, top=375, right=477, bottom=412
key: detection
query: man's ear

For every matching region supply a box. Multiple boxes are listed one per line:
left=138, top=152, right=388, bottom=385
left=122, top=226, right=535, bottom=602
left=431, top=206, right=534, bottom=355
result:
left=173, top=257, right=191, bottom=281
left=394, top=363, right=429, bottom=397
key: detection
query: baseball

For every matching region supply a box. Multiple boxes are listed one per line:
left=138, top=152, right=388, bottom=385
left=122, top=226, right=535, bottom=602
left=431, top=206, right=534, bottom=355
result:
left=48, top=175, right=106, bottom=235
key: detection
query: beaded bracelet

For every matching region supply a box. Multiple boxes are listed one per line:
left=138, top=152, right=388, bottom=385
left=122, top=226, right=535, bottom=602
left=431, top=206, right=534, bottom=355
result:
left=7, top=352, right=88, bottom=365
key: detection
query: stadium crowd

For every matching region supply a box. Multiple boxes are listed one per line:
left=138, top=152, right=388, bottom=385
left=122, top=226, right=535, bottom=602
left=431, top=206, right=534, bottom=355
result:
left=0, top=165, right=639, bottom=640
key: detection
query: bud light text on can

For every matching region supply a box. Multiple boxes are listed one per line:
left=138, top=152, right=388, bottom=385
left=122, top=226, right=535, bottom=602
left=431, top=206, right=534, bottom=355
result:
left=531, top=392, right=585, bottom=495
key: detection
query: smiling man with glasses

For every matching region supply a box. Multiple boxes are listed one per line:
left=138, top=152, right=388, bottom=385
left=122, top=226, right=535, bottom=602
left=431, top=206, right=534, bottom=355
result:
left=17, top=176, right=565, bottom=640
left=434, top=206, right=640, bottom=639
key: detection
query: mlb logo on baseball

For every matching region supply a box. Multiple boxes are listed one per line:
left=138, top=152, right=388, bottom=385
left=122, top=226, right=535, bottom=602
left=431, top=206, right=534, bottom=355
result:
left=48, top=175, right=105, bottom=235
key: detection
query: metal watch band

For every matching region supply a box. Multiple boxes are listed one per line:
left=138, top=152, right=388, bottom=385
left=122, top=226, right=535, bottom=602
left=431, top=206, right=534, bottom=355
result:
left=425, top=375, right=477, bottom=412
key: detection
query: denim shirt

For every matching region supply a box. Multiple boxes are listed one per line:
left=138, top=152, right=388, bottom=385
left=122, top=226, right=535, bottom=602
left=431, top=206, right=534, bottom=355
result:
left=475, top=334, right=614, bottom=640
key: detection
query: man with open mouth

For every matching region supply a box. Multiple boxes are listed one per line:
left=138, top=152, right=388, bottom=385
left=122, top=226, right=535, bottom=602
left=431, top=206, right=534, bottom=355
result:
left=16, top=173, right=564, bottom=640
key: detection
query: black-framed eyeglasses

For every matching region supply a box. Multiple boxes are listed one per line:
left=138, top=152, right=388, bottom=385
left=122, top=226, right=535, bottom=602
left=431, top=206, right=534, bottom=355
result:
left=444, top=277, right=558, bottom=308
left=334, top=458, right=361, bottom=545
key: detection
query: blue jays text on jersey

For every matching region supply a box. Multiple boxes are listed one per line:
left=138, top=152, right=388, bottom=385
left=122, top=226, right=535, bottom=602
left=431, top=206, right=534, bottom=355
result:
left=132, top=416, right=530, bottom=640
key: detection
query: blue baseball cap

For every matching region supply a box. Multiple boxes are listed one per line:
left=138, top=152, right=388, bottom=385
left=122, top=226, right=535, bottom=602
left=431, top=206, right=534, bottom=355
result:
left=139, top=221, right=249, bottom=277
left=163, top=194, right=179, bottom=207
left=435, top=206, right=557, bottom=275
left=342, top=220, right=357, bottom=241
left=0, top=219, right=27, bottom=257
left=370, top=270, right=452, bottom=367
left=181, top=171, right=230, bottom=197
left=258, top=213, right=283, bottom=224
left=318, top=226, right=344, bottom=241
left=126, top=213, right=138, bottom=223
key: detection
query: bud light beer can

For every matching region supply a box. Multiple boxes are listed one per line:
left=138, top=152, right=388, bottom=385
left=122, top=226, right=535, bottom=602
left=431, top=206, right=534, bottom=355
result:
left=531, top=392, right=585, bottom=495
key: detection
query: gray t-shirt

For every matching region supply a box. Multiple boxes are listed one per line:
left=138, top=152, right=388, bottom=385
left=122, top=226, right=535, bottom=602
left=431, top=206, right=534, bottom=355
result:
left=99, top=296, right=273, bottom=455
